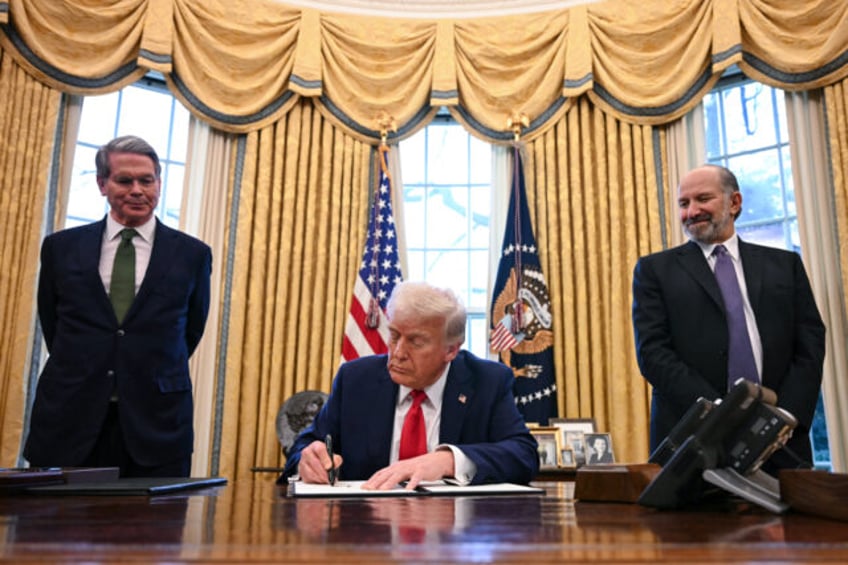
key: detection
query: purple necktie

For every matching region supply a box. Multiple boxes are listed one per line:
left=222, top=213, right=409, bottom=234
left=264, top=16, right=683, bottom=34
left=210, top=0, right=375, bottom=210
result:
left=713, top=245, right=759, bottom=389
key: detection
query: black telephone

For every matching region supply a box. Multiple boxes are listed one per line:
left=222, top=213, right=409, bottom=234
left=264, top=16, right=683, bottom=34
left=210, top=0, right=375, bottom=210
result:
left=638, top=379, right=797, bottom=513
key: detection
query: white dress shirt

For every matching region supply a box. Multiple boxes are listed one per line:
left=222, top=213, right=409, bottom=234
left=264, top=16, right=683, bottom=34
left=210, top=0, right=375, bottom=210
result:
left=99, top=215, right=156, bottom=294
left=389, top=362, right=477, bottom=484
left=695, top=233, right=764, bottom=384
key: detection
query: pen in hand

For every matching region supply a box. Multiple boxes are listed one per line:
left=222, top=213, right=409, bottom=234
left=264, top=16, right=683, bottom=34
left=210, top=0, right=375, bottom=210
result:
left=325, top=434, right=337, bottom=486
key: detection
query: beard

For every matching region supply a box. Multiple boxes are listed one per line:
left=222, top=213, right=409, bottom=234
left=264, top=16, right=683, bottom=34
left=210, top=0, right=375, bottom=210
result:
left=683, top=210, right=734, bottom=244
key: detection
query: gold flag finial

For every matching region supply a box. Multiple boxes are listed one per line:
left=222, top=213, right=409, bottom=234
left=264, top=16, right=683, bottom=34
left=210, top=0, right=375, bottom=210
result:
left=507, top=113, right=529, bottom=143
left=376, top=112, right=397, bottom=148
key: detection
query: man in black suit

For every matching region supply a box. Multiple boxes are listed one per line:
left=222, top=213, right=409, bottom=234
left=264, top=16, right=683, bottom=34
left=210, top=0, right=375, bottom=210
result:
left=632, top=164, right=825, bottom=472
left=25, top=135, right=212, bottom=477
left=283, top=281, right=538, bottom=490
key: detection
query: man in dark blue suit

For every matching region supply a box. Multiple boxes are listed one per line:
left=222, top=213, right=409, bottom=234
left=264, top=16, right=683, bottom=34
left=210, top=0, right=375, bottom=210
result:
left=24, top=135, right=212, bottom=477
left=632, top=165, right=825, bottom=473
left=282, top=281, right=539, bottom=489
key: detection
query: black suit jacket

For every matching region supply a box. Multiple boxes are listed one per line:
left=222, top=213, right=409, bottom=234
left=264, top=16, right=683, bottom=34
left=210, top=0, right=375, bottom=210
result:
left=632, top=239, right=825, bottom=466
left=25, top=218, right=212, bottom=467
left=282, top=351, right=540, bottom=485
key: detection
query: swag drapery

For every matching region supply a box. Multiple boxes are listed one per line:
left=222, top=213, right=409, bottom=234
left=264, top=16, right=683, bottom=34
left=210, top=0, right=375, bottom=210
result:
left=1, top=0, right=847, bottom=475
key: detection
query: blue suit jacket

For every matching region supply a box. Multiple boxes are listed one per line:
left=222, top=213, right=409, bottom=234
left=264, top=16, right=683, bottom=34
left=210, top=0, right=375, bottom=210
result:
left=281, top=351, right=539, bottom=484
left=25, top=218, right=211, bottom=467
left=632, top=239, right=825, bottom=466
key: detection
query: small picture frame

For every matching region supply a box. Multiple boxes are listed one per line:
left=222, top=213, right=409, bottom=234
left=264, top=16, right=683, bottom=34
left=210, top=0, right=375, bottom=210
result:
left=549, top=419, right=596, bottom=466
left=559, top=446, right=576, bottom=469
left=584, top=432, right=615, bottom=465
left=530, top=427, right=562, bottom=469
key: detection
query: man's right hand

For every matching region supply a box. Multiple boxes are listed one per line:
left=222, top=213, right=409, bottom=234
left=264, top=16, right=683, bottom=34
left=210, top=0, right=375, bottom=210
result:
left=298, top=440, right=343, bottom=484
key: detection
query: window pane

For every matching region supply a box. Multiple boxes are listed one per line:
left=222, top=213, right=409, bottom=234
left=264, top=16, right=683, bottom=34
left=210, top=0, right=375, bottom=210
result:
left=78, top=92, right=119, bottom=143
left=67, top=145, right=106, bottom=227
left=425, top=186, right=469, bottom=248
left=470, top=184, right=490, bottom=247
left=402, top=186, right=426, bottom=247
left=424, top=249, right=467, bottom=287
left=400, top=119, right=492, bottom=356
left=401, top=132, right=426, bottom=184
left=427, top=125, right=469, bottom=185
left=406, top=249, right=425, bottom=281
left=727, top=151, right=783, bottom=224
left=117, top=87, right=175, bottom=150
left=721, top=83, right=778, bottom=154
left=467, top=316, right=488, bottom=359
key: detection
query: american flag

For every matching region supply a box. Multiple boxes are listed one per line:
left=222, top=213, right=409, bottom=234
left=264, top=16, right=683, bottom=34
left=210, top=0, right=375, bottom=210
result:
left=341, top=146, right=403, bottom=361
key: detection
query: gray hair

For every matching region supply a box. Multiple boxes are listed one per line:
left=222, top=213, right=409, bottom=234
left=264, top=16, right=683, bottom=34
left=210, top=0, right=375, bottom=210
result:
left=386, top=281, right=466, bottom=345
left=95, top=135, right=162, bottom=179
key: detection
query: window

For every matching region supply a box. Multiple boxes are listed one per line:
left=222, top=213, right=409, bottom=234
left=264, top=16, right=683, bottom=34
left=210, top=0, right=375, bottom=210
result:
left=703, top=78, right=830, bottom=469
left=66, top=77, right=190, bottom=228
left=399, top=115, right=492, bottom=359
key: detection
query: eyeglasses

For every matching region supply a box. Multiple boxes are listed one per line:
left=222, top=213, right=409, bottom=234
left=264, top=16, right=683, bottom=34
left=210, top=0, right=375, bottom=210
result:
left=110, top=175, right=158, bottom=188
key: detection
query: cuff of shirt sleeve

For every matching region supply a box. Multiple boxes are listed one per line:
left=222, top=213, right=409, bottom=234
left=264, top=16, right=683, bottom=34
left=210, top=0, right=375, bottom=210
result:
left=438, top=444, right=476, bottom=485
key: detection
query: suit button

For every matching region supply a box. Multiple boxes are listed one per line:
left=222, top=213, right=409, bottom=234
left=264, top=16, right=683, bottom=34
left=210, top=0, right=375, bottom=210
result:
left=107, top=370, right=115, bottom=377
left=117, top=329, right=125, bottom=337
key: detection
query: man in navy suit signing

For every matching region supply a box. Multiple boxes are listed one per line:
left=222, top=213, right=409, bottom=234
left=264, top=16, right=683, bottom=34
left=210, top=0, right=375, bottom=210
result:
left=282, top=281, right=539, bottom=489
left=25, top=135, right=212, bottom=477
left=632, top=164, right=825, bottom=473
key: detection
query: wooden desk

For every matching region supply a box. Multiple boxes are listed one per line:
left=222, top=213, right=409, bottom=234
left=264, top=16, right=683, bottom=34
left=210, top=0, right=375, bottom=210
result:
left=0, top=475, right=846, bottom=562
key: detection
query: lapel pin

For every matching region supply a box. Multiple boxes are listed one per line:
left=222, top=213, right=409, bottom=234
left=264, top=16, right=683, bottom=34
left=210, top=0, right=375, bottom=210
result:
left=458, top=394, right=467, bottom=404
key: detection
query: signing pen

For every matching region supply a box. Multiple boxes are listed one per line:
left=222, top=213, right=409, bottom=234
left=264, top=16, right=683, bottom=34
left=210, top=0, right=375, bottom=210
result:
left=325, top=434, right=337, bottom=486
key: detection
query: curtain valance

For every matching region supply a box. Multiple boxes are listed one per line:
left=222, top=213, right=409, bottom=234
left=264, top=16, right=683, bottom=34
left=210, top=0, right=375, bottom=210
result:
left=1, top=0, right=846, bottom=142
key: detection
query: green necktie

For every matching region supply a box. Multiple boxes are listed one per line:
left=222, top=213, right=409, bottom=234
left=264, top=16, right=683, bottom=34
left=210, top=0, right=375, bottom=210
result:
left=110, top=228, right=138, bottom=323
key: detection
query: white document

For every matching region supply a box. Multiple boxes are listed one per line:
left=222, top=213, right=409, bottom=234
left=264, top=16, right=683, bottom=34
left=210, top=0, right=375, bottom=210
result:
left=289, top=480, right=543, bottom=498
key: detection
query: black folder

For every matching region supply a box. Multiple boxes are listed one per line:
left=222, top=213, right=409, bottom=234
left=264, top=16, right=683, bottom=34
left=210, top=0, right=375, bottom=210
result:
left=26, top=476, right=227, bottom=496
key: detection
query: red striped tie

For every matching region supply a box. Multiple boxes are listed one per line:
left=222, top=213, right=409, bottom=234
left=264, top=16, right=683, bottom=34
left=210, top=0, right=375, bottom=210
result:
left=399, top=390, right=427, bottom=460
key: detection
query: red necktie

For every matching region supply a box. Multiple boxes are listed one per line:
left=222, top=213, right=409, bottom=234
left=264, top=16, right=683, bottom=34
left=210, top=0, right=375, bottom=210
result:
left=399, top=390, right=427, bottom=460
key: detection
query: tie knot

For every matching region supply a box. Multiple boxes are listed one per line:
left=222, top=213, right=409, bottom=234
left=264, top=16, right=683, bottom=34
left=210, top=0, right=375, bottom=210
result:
left=713, top=244, right=728, bottom=257
left=119, top=228, right=138, bottom=242
left=410, top=390, right=427, bottom=406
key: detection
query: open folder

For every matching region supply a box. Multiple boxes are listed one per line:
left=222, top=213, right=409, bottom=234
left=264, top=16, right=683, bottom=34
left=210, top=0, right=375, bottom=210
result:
left=289, top=480, right=544, bottom=497
left=26, top=476, right=228, bottom=496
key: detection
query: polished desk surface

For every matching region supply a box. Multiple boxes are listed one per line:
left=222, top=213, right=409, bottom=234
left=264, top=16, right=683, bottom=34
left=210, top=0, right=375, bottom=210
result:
left=1, top=474, right=847, bottom=563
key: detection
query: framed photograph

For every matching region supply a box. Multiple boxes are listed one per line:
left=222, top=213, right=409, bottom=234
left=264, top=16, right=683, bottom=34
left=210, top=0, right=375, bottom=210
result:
left=530, top=427, right=562, bottom=469
left=549, top=418, right=596, bottom=434
left=584, top=432, right=615, bottom=465
left=559, top=446, right=576, bottom=469
left=549, top=419, right=596, bottom=465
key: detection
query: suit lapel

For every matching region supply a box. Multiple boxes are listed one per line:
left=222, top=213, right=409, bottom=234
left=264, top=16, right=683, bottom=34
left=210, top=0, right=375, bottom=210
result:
left=676, top=240, right=724, bottom=309
left=370, top=366, right=399, bottom=463
left=77, top=220, right=114, bottom=316
left=738, top=239, right=763, bottom=311
left=129, top=220, right=177, bottom=316
left=439, top=354, right=473, bottom=445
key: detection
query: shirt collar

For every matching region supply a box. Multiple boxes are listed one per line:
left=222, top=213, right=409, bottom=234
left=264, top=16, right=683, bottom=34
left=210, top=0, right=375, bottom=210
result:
left=105, top=214, right=156, bottom=244
left=398, top=362, right=451, bottom=406
left=693, top=232, right=740, bottom=262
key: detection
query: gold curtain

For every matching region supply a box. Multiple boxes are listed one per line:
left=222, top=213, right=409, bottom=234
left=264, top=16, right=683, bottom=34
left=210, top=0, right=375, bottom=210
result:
left=2, top=0, right=847, bottom=140
left=821, top=78, right=848, bottom=471
left=525, top=98, right=671, bottom=463
left=824, top=79, right=848, bottom=314
left=217, top=99, right=371, bottom=479
left=0, top=49, right=61, bottom=463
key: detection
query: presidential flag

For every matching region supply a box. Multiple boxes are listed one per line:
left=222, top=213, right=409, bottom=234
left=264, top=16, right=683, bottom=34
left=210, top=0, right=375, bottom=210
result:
left=490, top=147, right=558, bottom=424
left=341, top=146, right=403, bottom=361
